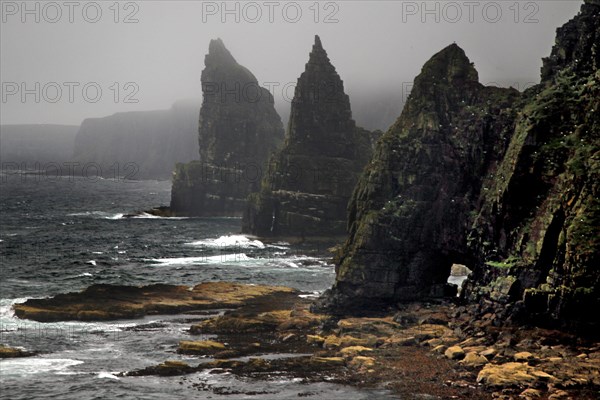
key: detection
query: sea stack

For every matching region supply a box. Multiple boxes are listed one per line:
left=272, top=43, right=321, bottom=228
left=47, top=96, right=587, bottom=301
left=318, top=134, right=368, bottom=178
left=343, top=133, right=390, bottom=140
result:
left=317, top=1, right=600, bottom=333
left=242, top=35, right=374, bottom=237
left=170, top=39, right=284, bottom=216
left=315, top=44, right=521, bottom=311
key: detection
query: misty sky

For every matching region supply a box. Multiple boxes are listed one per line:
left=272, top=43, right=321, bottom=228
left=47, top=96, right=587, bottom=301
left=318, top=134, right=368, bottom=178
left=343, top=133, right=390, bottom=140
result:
left=0, top=0, right=583, bottom=126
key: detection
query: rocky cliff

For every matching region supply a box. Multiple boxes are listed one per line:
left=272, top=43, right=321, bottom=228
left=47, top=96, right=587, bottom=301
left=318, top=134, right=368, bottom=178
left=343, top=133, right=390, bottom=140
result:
left=169, top=39, right=284, bottom=216
left=316, top=44, right=521, bottom=309
left=73, top=100, right=200, bottom=179
left=242, top=36, right=375, bottom=237
left=318, top=1, right=599, bottom=333
left=462, top=0, right=600, bottom=332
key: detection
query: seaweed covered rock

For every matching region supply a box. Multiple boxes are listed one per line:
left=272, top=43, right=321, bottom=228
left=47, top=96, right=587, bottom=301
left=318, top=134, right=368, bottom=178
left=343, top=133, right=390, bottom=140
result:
left=242, top=35, right=374, bottom=237
left=170, top=38, right=284, bottom=216
left=316, top=44, right=520, bottom=311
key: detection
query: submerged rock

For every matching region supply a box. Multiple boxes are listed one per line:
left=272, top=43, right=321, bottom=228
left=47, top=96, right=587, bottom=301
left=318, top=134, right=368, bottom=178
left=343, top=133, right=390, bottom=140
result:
left=177, top=340, right=226, bottom=355
left=169, top=38, right=284, bottom=216
left=242, top=35, right=375, bottom=237
left=0, top=344, right=35, bottom=358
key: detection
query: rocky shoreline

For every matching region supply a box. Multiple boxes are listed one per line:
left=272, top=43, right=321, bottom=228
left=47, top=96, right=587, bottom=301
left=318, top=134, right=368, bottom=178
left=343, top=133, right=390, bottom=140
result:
left=8, top=282, right=599, bottom=399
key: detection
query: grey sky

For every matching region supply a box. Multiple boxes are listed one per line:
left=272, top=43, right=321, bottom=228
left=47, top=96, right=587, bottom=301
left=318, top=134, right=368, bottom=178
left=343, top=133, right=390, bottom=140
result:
left=0, top=1, right=583, bottom=125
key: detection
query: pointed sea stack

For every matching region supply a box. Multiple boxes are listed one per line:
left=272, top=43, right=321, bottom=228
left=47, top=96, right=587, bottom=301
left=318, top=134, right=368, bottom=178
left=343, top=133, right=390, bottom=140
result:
left=170, top=39, right=284, bottom=216
left=315, top=43, right=521, bottom=312
left=242, top=36, right=374, bottom=237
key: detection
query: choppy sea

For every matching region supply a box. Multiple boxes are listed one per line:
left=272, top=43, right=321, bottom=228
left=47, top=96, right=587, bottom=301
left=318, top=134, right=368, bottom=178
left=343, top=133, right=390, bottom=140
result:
left=0, top=174, right=399, bottom=399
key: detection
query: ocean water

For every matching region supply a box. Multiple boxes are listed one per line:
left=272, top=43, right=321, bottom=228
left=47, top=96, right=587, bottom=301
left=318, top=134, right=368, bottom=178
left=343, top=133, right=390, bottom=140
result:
left=0, top=175, right=396, bottom=399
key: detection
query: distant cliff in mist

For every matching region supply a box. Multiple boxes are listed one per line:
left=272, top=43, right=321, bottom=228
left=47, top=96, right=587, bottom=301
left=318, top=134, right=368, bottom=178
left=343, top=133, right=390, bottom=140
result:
left=72, top=100, right=201, bottom=179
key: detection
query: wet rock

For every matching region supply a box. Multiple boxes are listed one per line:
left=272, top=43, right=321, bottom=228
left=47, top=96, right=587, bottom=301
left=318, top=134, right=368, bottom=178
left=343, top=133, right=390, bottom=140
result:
left=177, top=340, right=226, bottom=354
left=445, top=346, right=466, bottom=360
left=191, top=310, right=292, bottom=334
left=306, top=335, right=325, bottom=346
left=547, top=390, right=572, bottom=400
left=13, top=282, right=297, bottom=322
left=323, top=334, right=373, bottom=349
left=432, top=345, right=448, bottom=354
left=348, top=356, right=375, bottom=370
left=339, top=346, right=374, bottom=357
left=477, top=362, right=556, bottom=388
left=123, top=360, right=196, bottom=377
left=481, top=348, right=498, bottom=360
left=519, top=388, right=543, bottom=398
left=459, top=352, right=488, bottom=367
left=0, top=345, right=35, bottom=358
left=310, top=356, right=345, bottom=366
left=514, top=352, right=536, bottom=362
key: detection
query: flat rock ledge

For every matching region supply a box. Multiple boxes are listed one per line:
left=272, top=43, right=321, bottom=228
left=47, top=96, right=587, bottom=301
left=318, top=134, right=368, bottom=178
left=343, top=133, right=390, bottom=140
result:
left=12, top=282, right=298, bottom=322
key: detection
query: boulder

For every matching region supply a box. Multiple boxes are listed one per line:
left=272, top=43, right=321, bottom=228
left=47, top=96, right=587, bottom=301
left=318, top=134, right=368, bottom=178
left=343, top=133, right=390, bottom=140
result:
left=445, top=346, right=466, bottom=360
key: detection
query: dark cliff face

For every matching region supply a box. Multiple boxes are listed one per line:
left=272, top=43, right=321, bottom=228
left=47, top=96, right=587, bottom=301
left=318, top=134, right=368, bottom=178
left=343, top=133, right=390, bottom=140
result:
left=170, top=39, right=284, bottom=216
left=317, top=44, right=520, bottom=310
left=198, top=38, right=283, bottom=167
left=317, top=1, right=600, bottom=332
left=463, top=0, right=600, bottom=332
left=242, top=36, right=374, bottom=237
left=541, top=0, right=600, bottom=83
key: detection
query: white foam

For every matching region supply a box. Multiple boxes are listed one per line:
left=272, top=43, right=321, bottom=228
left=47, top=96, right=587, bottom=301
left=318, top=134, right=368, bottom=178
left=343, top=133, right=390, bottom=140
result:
left=149, top=253, right=251, bottom=266
left=97, top=371, right=120, bottom=380
left=0, top=297, right=30, bottom=326
left=0, top=358, right=84, bottom=376
left=298, top=291, right=321, bottom=299
left=186, top=234, right=266, bottom=249
left=78, top=272, right=93, bottom=277
left=66, top=211, right=123, bottom=220
left=86, top=260, right=97, bottom=266
left=130, top=212, right=188, bottom=220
